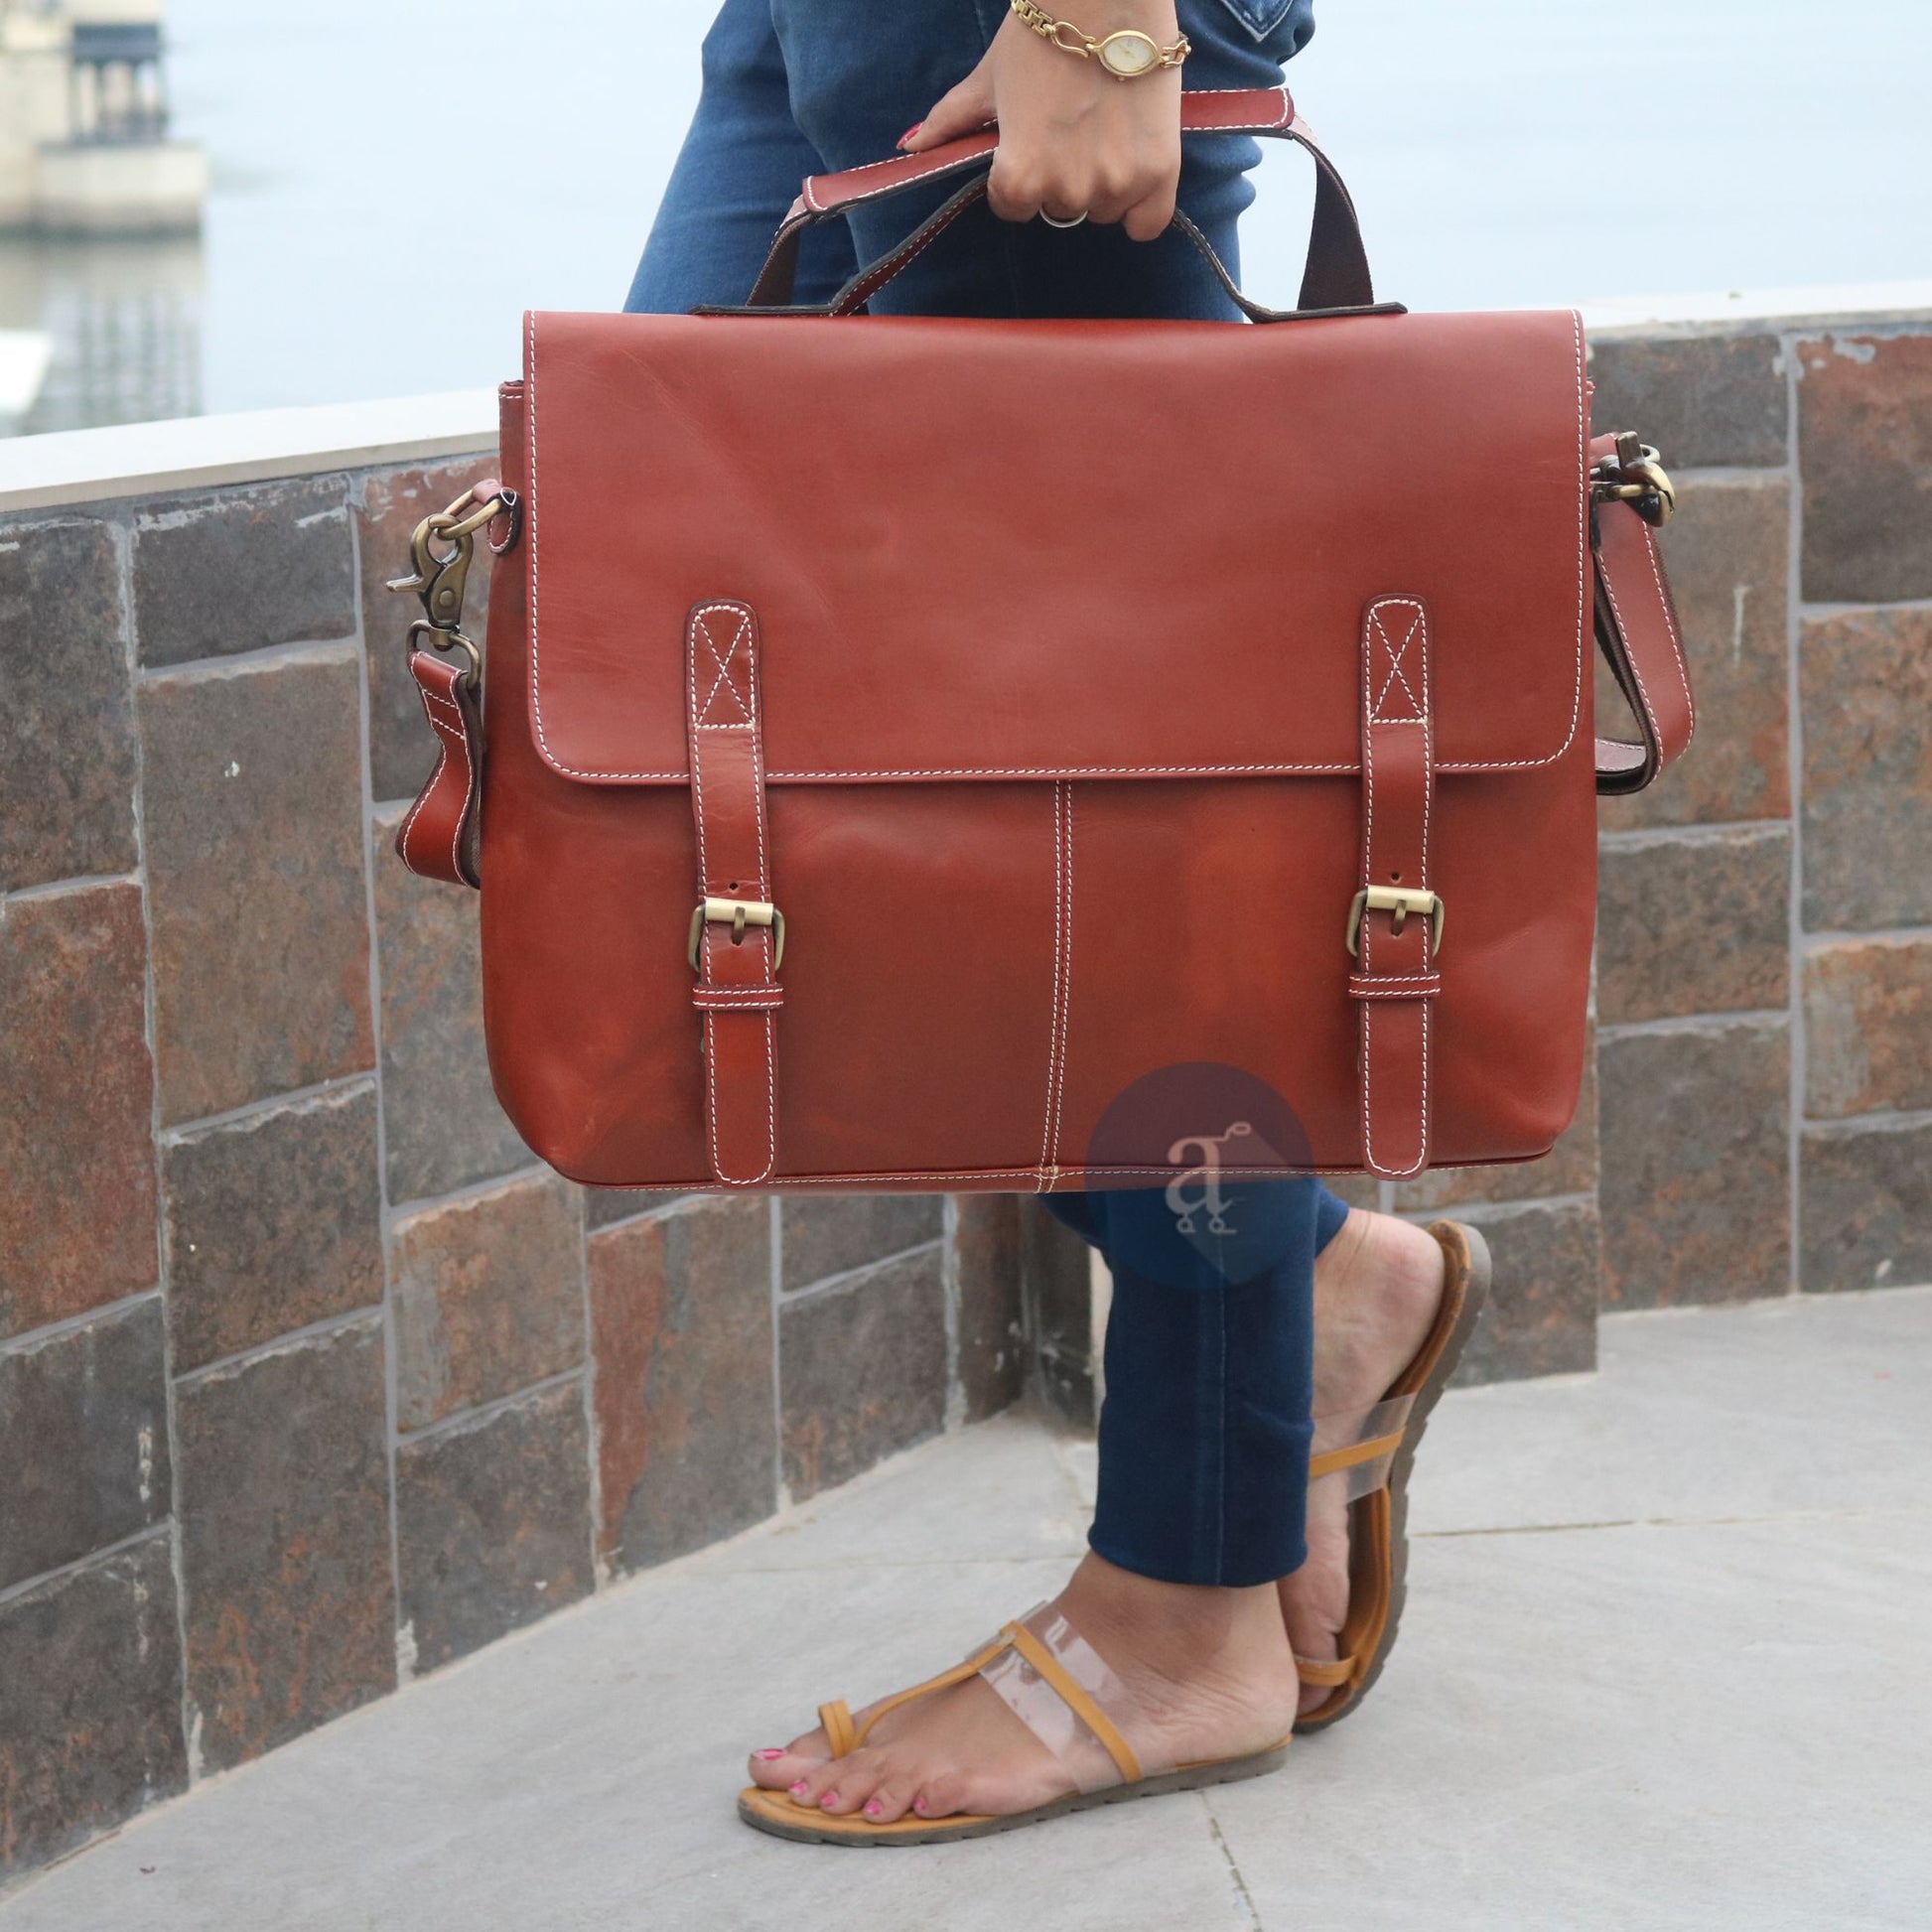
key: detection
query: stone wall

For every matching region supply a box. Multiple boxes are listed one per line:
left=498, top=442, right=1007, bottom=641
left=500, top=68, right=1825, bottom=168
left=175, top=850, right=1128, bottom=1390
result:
left=0, top=456, right=1039, bottom=1883
left=3, top=304, right=1929, bottom=1884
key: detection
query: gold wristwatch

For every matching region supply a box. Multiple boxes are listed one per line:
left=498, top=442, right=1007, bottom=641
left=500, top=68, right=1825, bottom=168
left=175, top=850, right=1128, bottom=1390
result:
left=1009, top=0, right=1191, bottom=77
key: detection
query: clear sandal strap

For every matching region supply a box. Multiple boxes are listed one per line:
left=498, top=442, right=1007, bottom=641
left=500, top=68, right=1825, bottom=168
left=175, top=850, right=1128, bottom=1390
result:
left=1309, top=1391, right=1416, bottom=1502
left=976, top=1601, right=1167, bottom=1794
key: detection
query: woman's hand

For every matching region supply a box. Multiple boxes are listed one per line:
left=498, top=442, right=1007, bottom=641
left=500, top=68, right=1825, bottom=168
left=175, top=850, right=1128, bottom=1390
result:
left=901, top=2, right=1183, bottom=240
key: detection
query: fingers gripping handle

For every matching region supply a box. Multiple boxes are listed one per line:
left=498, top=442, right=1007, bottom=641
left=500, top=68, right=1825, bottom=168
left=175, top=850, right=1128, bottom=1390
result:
left=743, top=85, right=1378, bottom=319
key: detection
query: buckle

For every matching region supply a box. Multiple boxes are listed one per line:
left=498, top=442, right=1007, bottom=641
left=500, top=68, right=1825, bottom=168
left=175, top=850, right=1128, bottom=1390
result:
left=1346, top=886, right=1445, bottom=958
left=1590, top=430, right=1676, bottom=527
left=688, top=897, right=785, bottom=971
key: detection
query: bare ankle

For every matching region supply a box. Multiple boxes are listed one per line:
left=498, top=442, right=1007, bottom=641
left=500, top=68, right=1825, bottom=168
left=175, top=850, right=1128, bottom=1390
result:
left=1061, top=1554, right=1284, bottom=1663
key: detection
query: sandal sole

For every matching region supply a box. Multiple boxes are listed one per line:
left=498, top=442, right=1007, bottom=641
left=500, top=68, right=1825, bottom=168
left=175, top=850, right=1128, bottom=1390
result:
left=737, top=1742, right=1289, bottom=1847
left=1294, top=1219, right=1492, bottom=1733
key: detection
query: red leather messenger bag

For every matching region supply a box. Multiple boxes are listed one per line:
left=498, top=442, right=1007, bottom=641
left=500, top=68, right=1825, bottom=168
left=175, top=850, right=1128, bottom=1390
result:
left=391, top=88, right=1694, bottom=1193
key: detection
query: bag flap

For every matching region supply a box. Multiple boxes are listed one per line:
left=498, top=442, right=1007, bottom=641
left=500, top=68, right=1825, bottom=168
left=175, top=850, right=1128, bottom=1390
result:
left=520, top=306, right=1588, bottom=784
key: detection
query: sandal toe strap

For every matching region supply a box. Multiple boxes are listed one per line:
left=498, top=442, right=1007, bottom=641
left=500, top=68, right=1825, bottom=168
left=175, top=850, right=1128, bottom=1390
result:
left=817, top=1699, right=859, bottom=1759
left=1294, top=1652, right=1357, bottom=1688
left=827, top=1602, right=1164, bottom=1796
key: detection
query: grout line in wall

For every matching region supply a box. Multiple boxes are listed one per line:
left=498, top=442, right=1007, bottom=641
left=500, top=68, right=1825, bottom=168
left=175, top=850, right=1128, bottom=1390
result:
left=1394, top=1188, right=1598, bottom=1228
left=1802, top=1103, right=1932, bottom=1137
left=0, top=1285, right=164, bottom=1359
left=575, top=1184, right=606, bottom=1590
left=112, top=509, right=202, bottom=1790
left=0, top=869, right=141, bottom=906
left=1797, top=594, right=1932, bottom=620
left=134, top=632, right=360, bottom=686
left=1665, top=463, right=1794, bottom=487
left=769, top=1197, right=787, bottom=1510
left=385, top=1161, right=549, bottom=1223
left=576, top=1190, right=699, bottom=1238
left=153, top=1069, right=376, bottom=1146
left=1596, top=1008, right=1790, bottom=1042
left=777, top=1237, right=947, bottom=1309
left=0, top=1521, right=175, bottom=1615
left=171, top=1304, right=384, bottom=1390
left=1018, top=1203, right=1042, bottom=1412
left=1798, top=921, right=1932, bottom=948
left=345, top=473, right=413, bottom=1686
left=1596, top=817, right=1791, bottom=850
left=940, top=1196, right=965, bottom=1433
left=1782, top=331, right=1807, bottom=1296
left=391, top=1365, right=587, bottom=1449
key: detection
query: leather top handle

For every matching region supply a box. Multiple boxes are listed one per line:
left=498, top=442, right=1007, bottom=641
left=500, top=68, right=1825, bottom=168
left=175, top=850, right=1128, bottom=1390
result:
left=735, top=85, right=1384, bottom=322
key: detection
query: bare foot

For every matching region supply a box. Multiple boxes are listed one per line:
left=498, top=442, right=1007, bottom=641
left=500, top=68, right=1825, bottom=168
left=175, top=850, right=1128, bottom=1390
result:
left=744, top=1553, right=1301, bottom=1824
left=1278, top=1208, right=1448, bottom=1713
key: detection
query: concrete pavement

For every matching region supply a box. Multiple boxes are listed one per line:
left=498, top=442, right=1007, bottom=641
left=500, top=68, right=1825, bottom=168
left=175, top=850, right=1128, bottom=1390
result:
left=5, top=1287, right=1928, bottom=1932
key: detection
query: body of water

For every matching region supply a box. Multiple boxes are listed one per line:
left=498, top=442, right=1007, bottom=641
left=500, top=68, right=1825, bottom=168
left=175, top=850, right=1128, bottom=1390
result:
left=2, top=0, right=1926, bottom=435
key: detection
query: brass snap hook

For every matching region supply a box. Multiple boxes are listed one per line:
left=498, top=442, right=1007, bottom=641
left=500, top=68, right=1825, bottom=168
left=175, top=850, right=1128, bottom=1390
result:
left=387, top=483, right=517, bottom=694
left=1591, top=431, right=1677, bottom=526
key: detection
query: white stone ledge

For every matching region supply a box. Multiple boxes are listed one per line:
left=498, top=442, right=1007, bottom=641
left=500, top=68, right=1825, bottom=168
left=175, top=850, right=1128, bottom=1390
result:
left=5, top=279, right=1932, bottom=515
left=1578, top=280, right=1932, bottom=336
left=0, top=388, right=498, bottom=515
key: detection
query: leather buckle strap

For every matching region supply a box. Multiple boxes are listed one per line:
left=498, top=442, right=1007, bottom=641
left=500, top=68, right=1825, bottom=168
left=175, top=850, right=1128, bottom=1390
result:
left=684, top=600, right=782, bottom=1185
left=1589, top=432, right=1695, bottom=795
left=1352, top=596, right=1437, bottom=1180
left=394, top=648, right=483, bottom=889
left=388, top=477, right=520, bottom=891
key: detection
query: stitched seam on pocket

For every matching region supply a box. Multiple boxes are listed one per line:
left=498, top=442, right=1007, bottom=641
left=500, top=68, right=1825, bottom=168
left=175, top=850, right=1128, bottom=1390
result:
left=1209, top=0, right=1298, bottom=42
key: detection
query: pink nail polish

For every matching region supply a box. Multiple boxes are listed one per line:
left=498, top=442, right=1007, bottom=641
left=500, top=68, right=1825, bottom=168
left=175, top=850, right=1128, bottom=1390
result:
left=912, top=1795, right=927, bottom=1813
left=757, top=1748, right=786, bottom=1759
left=789, top=1780, right=809, bottom=1795
left=864, top=1799, right=883, bottom=1817
left=897, top=122, right=923, bottom=150
left=820, top=1790, right=840, bottom=1809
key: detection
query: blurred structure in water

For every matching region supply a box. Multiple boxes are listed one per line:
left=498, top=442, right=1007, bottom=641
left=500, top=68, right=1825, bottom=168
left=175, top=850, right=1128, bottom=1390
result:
left=0, top=229, right=201, bottom=430
left=0, top=0, right=207, bottom=235
left=0, top=0, right=204, bottom=429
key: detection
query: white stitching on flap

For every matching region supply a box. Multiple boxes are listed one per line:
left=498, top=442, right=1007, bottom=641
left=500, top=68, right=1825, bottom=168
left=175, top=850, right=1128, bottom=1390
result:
left=696, top=608, right=754, bottom=725
left=1369, top=604, right=1424, bottom=722
left=687, top=600, right=776, bottom=1187
left=522, top=302, right=1590, bottom=783
left=1359, top=597, right=1433, bottom=1180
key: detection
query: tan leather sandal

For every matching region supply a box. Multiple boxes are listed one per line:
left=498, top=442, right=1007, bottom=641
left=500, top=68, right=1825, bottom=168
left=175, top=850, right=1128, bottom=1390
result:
left=1293, top=1218, right=1491, bottom=1732
left=738, top=1600, right=1292, bottom=1846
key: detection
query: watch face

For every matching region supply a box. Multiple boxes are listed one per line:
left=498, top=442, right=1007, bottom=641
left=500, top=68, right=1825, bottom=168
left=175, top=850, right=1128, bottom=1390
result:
left=1095, top=29, right=1161, bottom=75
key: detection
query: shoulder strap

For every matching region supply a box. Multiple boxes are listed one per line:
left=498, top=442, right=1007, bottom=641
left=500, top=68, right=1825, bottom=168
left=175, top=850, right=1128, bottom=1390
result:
left=1590, top=434, right=1696, bottom=795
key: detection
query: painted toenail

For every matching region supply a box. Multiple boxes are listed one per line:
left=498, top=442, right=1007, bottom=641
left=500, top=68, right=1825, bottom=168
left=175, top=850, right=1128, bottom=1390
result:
left=864, top=1799, right=882, bottom=1817
left=756, top=1748, right=786, bottom=1759
left=913, top=1795, right=927, bottom=1812
left=820, top=1791, right=840, bottom=1809
left=789, top=1780, right=809, bottom=1795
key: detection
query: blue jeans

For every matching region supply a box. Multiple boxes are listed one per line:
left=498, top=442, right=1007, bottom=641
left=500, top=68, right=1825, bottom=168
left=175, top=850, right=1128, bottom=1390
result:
left=627, top=0, right=1348, bottom=1587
